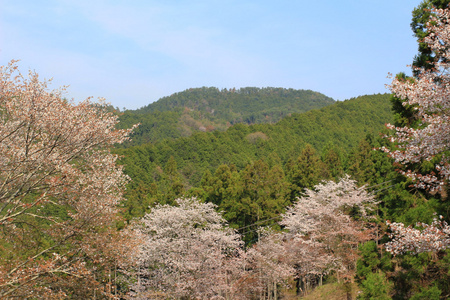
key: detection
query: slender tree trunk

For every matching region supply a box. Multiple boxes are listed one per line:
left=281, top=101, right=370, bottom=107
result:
left=301, top=277, right=306, bottom=296
left=274, top=280, right=277, bottom=300
left=115, top=261, right=117, bottom=297
left=109, top=267, right=112, bottom=295
left=295, top=277, right=301, bottom=295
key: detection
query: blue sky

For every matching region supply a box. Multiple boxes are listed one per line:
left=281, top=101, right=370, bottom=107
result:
left=1, top=1, right=423, bottom=110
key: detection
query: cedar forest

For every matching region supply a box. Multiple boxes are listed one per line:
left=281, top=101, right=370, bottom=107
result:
left=3, top=1, right=450, bottom=299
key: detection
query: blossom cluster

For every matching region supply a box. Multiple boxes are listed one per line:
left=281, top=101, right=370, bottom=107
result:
left=384, top=8, right=450, bottom=191
left=386, top=217, right=450, bottom=255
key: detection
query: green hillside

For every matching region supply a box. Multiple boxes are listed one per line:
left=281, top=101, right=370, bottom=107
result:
left=140, top=86, right=334, bottom=123
left=116, top=87, right=335, bottom=146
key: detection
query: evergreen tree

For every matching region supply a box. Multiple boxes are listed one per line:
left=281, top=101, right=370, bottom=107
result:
left=321, top=143, right=345, bottom=181
left=201, top=164, right=240, bottom=207
left=287, top=144, right=324, bottom=199
left=157, top=156, right=185, bottom=205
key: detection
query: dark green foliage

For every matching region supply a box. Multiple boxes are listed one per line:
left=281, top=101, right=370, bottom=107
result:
left=389, top=73, right=420, bottom=128
left=345, top=133, right=443, bottom=225
left=356, top=242, right=393, bottom=299
left=349, top=132, right=450, bottom=300
left=200, top=164, right=240, bottom=207
left=321, top=142, right=345, bottom=181
left=346, top=133, right=402, bottom=198
left=410, top=286, right=441, bottom=300
left=358, top=271, right=393, bottom=300
left=385, top=252, right=450, bottom=300
left=199, top=160, right=291, bottom=244
left=355, top=192, right=450, bottom=299
left=286, top=144, right=325, bottom=199
left=357, top=241, right=393, bottom=280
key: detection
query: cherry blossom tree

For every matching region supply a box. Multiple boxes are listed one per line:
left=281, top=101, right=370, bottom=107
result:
left=132, top=197, right=244, bottom=299
left=383, top=8, right=450, bottom=192
left=280, top=176, right=375, bottom=293
left=240, top=230, right=295, bottom=300
left=282, top=237, right=336, bottom=296
left=382, top=8, right=450, bottom=255
left=0, top=61, right=139, bottom=298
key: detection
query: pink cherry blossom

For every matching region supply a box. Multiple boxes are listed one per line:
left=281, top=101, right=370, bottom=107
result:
left=0, top=61, right=139, bottom=299
left=132, top=197, right=244, bottom=299
left=280, top=176, right=375, bottom=284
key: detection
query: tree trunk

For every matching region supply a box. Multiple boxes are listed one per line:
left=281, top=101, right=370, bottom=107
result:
left=274, top=280, right=277, bottom=300
left=301, top=277, right=306, bottom=296
left=295, top=277, right=301, bottom=295
left=344, top=281, right=352, bottom=300
left=115, top=261, right=117, bottom=297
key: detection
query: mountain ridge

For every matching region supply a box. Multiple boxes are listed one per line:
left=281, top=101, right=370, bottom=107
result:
left=117, top=86, right=336, bottom=147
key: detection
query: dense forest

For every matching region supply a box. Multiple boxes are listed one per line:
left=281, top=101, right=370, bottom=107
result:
left=114, top=93, right=393, bottom=223
left=115, top=87, right=335, bottom=147
left=3, top=1, right=450, bottom=299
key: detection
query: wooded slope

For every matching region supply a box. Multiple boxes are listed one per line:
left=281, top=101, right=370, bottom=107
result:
left=116, top=87, right=335, bottom=146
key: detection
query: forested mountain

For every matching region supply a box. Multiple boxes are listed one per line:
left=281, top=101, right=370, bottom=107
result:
left=115, top=93, right=393, bottom=220
left=138, top=86, right=334, bottom=122
left=116, top=87, right=335, bottom=146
